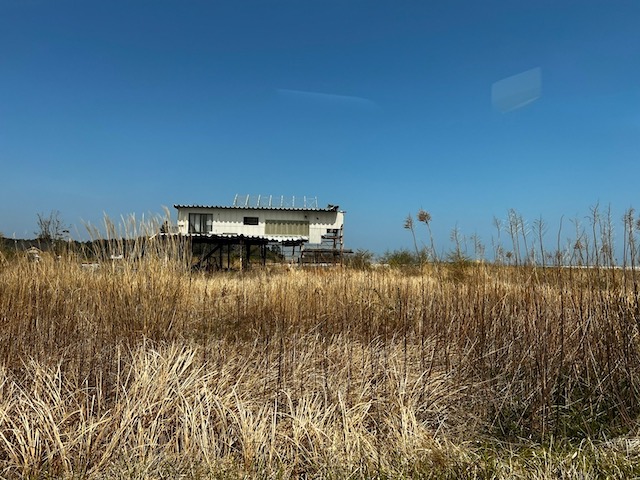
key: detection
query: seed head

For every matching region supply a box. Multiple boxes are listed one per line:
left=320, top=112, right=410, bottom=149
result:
left=417, top=209, right=431, bottom=224
left=404, top=215, right=414, bottom=230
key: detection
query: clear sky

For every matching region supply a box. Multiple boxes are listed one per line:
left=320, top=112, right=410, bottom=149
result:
left=2, top=0, right=639, bottom=255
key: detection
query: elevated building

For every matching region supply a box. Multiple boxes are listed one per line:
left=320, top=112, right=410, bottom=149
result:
left=162, top=196, right=346, bottom=269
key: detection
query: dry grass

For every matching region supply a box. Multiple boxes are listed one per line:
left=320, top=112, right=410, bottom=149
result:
left=2, top=245, right=640, bottom=478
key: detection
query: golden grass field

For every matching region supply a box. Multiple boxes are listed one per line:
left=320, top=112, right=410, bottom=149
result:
left=2, top=246, right=640, bottom=478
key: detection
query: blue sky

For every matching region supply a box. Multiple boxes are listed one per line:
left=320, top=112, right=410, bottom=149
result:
left=1, top=0, right=640, bottom=256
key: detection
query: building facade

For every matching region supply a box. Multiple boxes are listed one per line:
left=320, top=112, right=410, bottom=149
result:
left=165, top=202, right=346, bottom=268
left=174, top=204, right=344, bottom=245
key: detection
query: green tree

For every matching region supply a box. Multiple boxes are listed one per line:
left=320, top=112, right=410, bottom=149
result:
left=380, top=248, right=419, bottom=267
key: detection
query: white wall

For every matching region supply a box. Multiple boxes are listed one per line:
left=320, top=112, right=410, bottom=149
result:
left=176, top=208, right=343, bottom=244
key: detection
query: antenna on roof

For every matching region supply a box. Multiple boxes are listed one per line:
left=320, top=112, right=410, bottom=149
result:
left=232, top=194, right=319, bottom=208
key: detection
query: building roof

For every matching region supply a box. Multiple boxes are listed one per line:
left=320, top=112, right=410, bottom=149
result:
left=156, top=231, right=308, bottom=245
left=174, top=204, right=340, bottom=212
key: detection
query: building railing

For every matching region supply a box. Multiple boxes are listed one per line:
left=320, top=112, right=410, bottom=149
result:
left=233, top=194, right=318, bottom=209
left=160, top=224, right=180, bottom=234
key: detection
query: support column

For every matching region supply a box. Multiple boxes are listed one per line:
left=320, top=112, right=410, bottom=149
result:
left=243, top=242, right=250, bottom=270
left=239, top=240, right=245, bottom=271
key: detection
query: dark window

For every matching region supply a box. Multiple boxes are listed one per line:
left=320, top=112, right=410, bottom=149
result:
left=189, top=213, right=213, bottom=233
left=243, top=216, right=259, bottom=225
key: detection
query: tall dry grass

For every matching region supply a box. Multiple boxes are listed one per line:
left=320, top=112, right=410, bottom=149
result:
left=2, top=241, right=640, bottom=477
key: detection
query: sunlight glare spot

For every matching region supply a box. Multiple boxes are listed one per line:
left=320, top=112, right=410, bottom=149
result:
left=492, top=67, right=542, bottom=113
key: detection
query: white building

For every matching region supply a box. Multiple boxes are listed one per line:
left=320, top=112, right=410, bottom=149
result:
left=174, top=203, right=344, bottom=245
left=164, top=199, right=346, bottom=268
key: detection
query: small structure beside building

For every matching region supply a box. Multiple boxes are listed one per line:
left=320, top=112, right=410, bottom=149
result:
left=159, top=195, right=347, bottom=269
left=26, top=246, right=42, bottom=262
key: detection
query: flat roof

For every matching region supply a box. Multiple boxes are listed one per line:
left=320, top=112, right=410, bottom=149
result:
left=174, top=204, right=340, bottom=212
